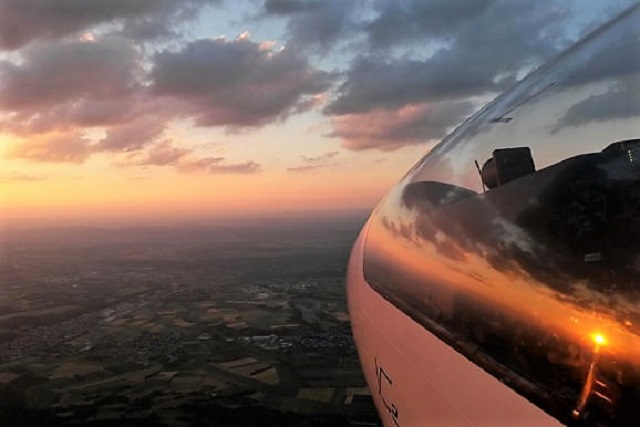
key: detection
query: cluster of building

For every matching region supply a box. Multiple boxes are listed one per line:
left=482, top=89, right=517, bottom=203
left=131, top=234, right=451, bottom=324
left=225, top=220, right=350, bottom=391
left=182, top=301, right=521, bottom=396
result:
left=239, top=331, right=356, bottom=353
left=0, top=311, right=99, bottom=363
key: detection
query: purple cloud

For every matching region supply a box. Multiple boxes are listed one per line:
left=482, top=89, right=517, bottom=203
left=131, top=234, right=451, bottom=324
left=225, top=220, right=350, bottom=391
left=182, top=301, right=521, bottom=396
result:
left=151, top=37, right=333, bottom=128
left=0, top=0, right=218, bottom=50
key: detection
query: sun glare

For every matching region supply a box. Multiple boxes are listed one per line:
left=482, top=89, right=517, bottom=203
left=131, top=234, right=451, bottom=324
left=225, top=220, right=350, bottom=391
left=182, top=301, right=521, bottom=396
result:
left=591, top=332, right=607, bottom=347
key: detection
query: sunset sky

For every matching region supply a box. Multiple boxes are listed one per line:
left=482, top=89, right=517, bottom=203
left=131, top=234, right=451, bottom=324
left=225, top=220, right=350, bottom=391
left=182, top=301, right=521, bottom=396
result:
left=0, top=0, right=633, bottom=225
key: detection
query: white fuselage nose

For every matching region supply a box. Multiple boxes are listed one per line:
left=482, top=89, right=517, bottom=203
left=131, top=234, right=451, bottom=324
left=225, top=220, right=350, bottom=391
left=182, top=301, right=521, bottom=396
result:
left=346, top=226, right=561, bottom=427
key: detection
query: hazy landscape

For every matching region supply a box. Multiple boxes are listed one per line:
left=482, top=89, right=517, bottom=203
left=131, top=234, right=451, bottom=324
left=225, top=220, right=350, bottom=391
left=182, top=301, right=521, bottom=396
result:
left=0, top=215, right=380, bottom=426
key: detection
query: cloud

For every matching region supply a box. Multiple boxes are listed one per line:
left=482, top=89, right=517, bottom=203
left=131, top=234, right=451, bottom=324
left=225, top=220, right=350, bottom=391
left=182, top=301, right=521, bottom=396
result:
left=262, top=0, right=355, bottom=52
left=177, top=157, right=261, bottom=174
left=116, top=140, right=260, bottom=174
left=7, top=132, right=93, bottom=163
left=264, top=0, right=316, bottom=14
left=1, top=0, right=632, bottom=166
left=0, top=36, right=291, bottom=168
left=555, top=83, right=640, bottom=131
left=329, top=102, right=474, bottom=151
left=0, top=0, right=217, bottom=50
left=287, top=164, right=327, bottom=173
left=0, top=172, right=47, bottom=182
left=143, top=142, right=191, bottom=166
left=550, top=41, right=640, bottom=131
left=287, top=150, right=339, bottom=172
left=562, top=18, right=640, bottom=88
left=365, top=0, right=493, bottom=48
left=3, top=99, right=140, bottom=136
left=301, top=151, right=339, bottom=163
left=325, top=56, right=495, bottom=116
left=327, top=1, right=567, bottom=115
left=97, top=118, right=166, bottom=152
left=0, top=38, right=142, bottom=134
left=118, top=140, right=190, bottom=166
left=0, top=38, right=139, bottom=109
left=322, top=1, right=572, bottom=151
left=151, top=36, right=333, bottom=128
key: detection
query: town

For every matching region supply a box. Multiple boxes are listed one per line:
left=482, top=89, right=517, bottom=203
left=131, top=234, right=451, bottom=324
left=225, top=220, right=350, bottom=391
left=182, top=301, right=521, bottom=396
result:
left=0, top=217, right=381, bottom=426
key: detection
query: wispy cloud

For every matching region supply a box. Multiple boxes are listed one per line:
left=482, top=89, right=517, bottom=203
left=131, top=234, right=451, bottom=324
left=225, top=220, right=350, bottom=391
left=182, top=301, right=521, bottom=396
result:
left=7, top=132, right=93, bottom=163
left=97, top=118, right=166, bottom=153
left=287, top=150, right=340, bottom=173
left=328, top=102, right=473, bottom=151
left=177, top=157, right=261, bottom=174
left=116, top=141, right=260, bottom=174
left=287, top=164, right=327, bottom=173
left=301, top=151, right=339, bottom=163
left=0, top=172, right=47, bottom=182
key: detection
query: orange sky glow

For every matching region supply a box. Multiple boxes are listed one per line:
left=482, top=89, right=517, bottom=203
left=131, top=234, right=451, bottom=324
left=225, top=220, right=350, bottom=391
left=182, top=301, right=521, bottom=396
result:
left=1, top=130, right=425, bottom=226
left=0, top=1, right=625, bottom=227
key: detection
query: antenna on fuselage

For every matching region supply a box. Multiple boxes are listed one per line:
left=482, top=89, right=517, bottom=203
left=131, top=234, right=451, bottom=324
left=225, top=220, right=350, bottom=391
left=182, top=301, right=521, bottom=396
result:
left=474, top=160, right=486, bottom=193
